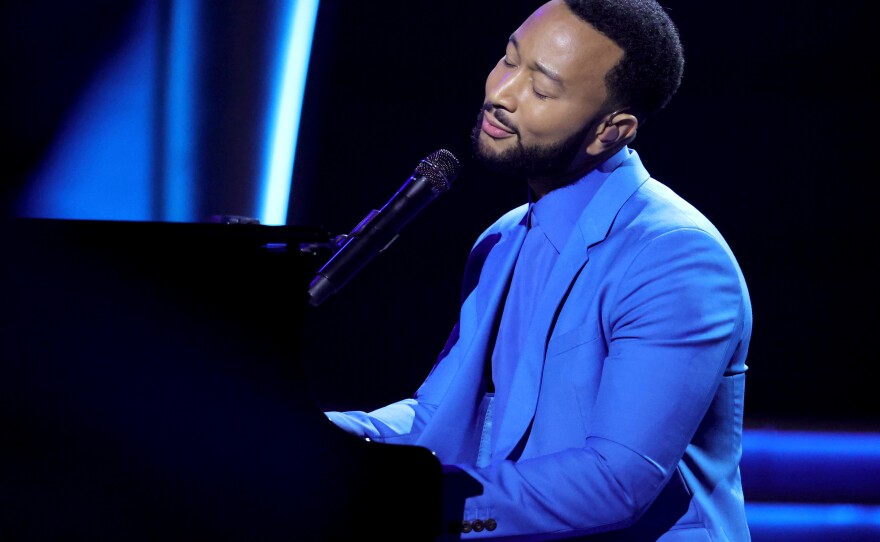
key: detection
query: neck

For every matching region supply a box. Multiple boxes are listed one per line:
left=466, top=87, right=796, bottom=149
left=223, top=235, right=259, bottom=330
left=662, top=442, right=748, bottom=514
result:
left=527, top=145, right=621, bottom=200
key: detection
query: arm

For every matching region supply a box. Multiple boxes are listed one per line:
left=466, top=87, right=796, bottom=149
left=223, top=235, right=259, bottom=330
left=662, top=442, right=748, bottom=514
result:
left=325, top=215, right=517, bottom=445
left=324, top=293, right=469, bottom=443
left=457, top=228, right=748, bottom=538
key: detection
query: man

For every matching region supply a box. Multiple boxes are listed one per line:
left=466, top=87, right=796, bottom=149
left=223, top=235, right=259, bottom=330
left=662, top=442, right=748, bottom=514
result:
left=326, top=0, right=752, bottom=540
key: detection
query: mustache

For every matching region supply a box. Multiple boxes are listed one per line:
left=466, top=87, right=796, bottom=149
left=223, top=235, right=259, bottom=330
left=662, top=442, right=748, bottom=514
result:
left=480, top=104, right=518, bottom=135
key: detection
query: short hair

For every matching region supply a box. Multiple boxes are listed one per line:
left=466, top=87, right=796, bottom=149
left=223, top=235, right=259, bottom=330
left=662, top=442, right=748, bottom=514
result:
left=563, top=0, right=685, bottom=123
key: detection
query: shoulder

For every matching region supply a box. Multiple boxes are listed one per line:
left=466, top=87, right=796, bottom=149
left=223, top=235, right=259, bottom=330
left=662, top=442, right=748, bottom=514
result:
left=614, top=178, right=731, bottom=251
left=593, top=176, right=749, bottom=294
left=606, top=178, right=750, bottom=309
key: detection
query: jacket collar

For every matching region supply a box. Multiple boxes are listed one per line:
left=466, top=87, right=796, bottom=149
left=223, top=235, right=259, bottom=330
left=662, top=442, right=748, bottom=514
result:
left=531, top=147, right=630, bottom=253
left=492, top=148, right=651, bottom=460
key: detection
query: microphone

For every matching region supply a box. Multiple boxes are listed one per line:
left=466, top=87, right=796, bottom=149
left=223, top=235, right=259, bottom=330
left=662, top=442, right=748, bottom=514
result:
left=307, top=149, right=461, bottom=306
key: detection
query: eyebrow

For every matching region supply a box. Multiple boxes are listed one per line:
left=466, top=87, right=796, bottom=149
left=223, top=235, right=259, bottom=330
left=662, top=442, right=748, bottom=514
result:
left=508, top=35, right=564, bottom=87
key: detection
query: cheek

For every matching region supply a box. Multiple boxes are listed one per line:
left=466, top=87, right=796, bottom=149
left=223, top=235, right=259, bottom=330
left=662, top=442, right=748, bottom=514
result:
left=521, top=105, right=591, bottom=142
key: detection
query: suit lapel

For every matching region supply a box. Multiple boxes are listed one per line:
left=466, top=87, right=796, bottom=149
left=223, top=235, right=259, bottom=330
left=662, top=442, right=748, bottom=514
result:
left=492, top=154, right=651, bottom=460
left=491, top=226, right=590, bottom=459
left=416, top=209, right=529, bottom=463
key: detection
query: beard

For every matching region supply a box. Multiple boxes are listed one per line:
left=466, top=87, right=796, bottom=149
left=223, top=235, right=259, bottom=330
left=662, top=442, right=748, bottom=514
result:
left=470, top=108, right=592, bottom=178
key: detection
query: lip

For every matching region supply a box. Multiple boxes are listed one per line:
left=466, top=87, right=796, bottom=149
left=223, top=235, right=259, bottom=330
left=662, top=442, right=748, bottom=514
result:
left=481, top=113, right=516, bottom=139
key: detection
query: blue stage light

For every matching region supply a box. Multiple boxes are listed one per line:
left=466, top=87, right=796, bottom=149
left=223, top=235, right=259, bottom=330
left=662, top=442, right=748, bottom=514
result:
left=259, top=0, right=320, bottom=226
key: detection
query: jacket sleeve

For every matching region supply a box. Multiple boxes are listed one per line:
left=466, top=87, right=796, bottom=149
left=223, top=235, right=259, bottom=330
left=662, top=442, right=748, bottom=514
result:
left=323, top=220, right=502, bottom=444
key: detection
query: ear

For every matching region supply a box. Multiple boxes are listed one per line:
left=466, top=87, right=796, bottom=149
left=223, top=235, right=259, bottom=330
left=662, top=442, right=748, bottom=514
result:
left=585, top=112, right=638, bottom=156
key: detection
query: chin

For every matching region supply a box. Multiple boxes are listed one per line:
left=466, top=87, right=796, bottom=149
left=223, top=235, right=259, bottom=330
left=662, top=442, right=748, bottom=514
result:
left=477, top=132, right=512, bottom=156
left=475, top=141, right=503, bottom=165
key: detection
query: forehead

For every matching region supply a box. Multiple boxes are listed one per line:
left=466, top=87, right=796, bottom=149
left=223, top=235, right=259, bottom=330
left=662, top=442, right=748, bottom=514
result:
left=513, top=0, right=623, bottom=91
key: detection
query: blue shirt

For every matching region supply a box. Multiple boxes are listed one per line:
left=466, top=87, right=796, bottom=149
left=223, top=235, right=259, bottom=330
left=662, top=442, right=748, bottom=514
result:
left=478, top=148, right=630, bottom=467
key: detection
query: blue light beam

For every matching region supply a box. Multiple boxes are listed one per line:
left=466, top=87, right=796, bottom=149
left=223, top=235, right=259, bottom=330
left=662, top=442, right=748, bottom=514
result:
left=260, top=0, right=320, bottom=225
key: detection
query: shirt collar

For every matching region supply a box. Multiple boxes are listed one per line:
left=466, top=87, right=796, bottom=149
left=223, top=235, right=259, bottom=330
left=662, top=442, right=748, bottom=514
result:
left=529, top=146, right=631, bottom=253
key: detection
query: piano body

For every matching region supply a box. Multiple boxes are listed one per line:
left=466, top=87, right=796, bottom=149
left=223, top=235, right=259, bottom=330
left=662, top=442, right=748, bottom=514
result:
left=0, top=218, right=474, bottom=540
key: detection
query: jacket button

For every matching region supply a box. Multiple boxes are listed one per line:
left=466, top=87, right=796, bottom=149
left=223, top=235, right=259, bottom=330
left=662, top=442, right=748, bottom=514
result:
left=473, top=519, right=484, bottom=532
left=485, top=518, right=497, bottom=531
left=461, top=520, right=473, bottom=533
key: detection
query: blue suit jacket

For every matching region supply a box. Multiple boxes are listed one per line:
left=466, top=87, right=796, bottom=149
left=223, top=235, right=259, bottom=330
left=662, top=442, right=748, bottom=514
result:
left=327, top=149, right=752, bottom=541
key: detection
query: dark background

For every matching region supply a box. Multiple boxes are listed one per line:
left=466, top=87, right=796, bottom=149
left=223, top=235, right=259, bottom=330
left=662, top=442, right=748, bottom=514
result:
left=2, top=0, right=877, bottom=431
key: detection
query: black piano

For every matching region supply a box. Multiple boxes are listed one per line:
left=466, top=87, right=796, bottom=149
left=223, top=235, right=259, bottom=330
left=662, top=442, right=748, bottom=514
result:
left=0, top=218, right=477, bottom=540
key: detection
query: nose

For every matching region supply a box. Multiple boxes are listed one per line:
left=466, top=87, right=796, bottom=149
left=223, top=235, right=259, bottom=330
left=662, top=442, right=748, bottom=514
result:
left=485, top=66, right=518, bottom=113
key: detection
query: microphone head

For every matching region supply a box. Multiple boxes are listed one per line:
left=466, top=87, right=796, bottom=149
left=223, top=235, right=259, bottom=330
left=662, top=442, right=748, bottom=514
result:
left=415, top=149, right=461, bottom=194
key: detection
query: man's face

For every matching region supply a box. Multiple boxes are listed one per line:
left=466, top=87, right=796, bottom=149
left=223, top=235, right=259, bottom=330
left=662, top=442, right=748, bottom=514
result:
left=472, top=0, right=623, bottom=179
